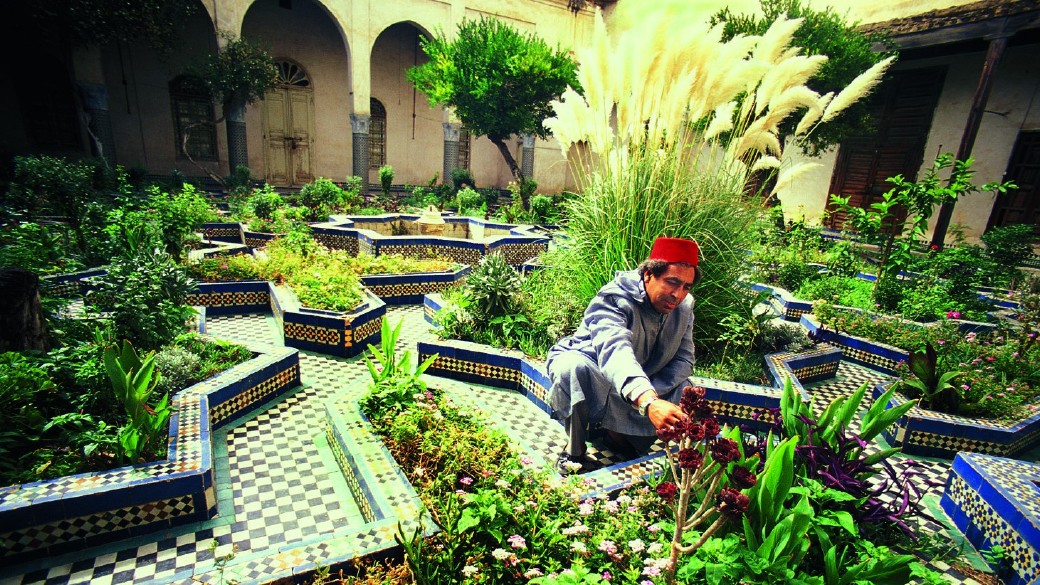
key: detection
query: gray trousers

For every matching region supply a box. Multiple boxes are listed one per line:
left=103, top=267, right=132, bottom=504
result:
left=548, top=350, right=673, bottom=457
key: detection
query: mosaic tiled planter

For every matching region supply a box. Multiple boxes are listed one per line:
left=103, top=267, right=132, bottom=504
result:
left=359, top=265, right=470, bottom=306
left=187, top=279, right=270, bottom=316
left=270, top=283, right=386, bottom=359
left=199, top=221, right=243, bottom=244
left=41, top=268, right=106, bottom=298
left=318, top=391, right=434, bottom=562
left=414, top=334, right=837, bottom=494
left=801, top=316, right=1040, bottom=458
left=312, top=214, right=549, bottom=267
left=941, top=453, right=1040, bottom=585
left=0, top=341, right=300, bottom=562
left=870, top=380, right=1040, bottom=459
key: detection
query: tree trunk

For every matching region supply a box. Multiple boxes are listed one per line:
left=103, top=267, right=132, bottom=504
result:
left=488, top=136, right=531, bottom=210
left=0, top=267, right=50, bottom=352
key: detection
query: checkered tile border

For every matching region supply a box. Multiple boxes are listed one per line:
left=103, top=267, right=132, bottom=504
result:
left=942, top=453, right=1040, bottom=585
left=0, top=342, right=300, bottom=562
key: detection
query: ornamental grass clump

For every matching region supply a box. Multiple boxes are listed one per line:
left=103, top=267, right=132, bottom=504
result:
left=542, top=5, right=893, bottom=343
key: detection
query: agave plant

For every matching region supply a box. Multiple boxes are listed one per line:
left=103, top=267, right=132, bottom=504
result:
left=903, top=342, right=962, bottom=413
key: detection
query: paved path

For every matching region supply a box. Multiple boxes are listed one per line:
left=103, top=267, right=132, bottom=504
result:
left=0, top=307, right=995, bottom=584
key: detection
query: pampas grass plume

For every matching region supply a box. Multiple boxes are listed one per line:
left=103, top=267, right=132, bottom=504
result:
left=822, top=55, right=896, bottom=123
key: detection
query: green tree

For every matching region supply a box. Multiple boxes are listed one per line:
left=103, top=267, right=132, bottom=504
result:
left=407, top=17, right=580, bottom=209
left=27, top=0, right=199, bottom=56
left=180, top=34, right=279, bottom=185
left=712, top=0, right=895, bottom=156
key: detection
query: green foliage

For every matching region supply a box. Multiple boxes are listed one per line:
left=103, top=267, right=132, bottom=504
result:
left=408, top=16, right=579, bottom=181
left=28, top=0, right=197, bottom=55
left=902, top=343, right=961, bottom=412
left=359, top=318, right=438, bottom=422
left=831, top=154, right=1017, bottom=286
left=148, top=183, right=217, bottom=259
left=88, top=238, right=196, bottom=351
left=451, top=167, right=475, bottom=191
left=152, top=345, right=200, bottom=396
left=711, top=0, right=894, bottom=156
left=379, top=165, right=395, bottom=196
left=224, top=164, right=255, bottom=195
left=298, top=177, right=355, bottom=221
left=5, top=156, right=97, bottom=253
left=0, top=221, right=84, bottom=274
left=246, top=184, right=285, bottom=220
left=455, top=187, right=483, bottom=214
left=103, top=341, right=172, bottom=464
left=189, top=33, right=278, bottom=110
left=982, top=223, right=1034, bottom=287
left=795, top=274, right=875, bottom=311
left=465, top=253, right=522, bottom=320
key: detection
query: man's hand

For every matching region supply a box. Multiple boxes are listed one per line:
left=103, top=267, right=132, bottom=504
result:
left=647, top=399, right=687, bottom=430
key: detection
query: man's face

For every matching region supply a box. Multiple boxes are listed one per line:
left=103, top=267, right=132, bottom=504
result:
left=643, top=264, right=696, bottom=314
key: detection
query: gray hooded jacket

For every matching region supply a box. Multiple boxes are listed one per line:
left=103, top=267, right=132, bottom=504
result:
left=546, top=269, right=695, bottom=434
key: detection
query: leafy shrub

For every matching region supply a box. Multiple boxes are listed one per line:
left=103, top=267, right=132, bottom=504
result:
left=465, top=253, right=521, bottom=320
left=529, top=194, right=553, bottom=224
left=246, top=184, right=285, bottom=220
left=982, top=223, right=1034, bottom=286
left=378, top=165, right=394, bottom=194
left=455, top=187, right=483, bottom=214
left=451, top=167, right=474, bottom=191
left=187, top=253, right=261, bottom=281
left=224, top=164, right=254, bottom=196
left=153, top=345, right=201, bottom=395
left=298, top=177, right=346, bottom=220
left=0, top=221, right=83, bottom=274
left=88, top=242, right=196, bottom=351
left=148, top=184, right=217, bottom=259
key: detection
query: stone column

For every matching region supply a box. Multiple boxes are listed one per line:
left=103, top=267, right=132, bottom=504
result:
left=443, top=122, right=461, bottom=185
left=520, top=133, right=536, bottom=180
left=77, top=82, right=116, bottom=167
left=350, top=113, right=371, bottom=193
left=226, top=104, right=249, bottom=172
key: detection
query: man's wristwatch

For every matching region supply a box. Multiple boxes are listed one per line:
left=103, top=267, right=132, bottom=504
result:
left=636, top=393, right=658, bottom=417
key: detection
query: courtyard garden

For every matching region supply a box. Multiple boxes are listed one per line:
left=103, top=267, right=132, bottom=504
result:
left=2, top=2, right=1040, bottom=585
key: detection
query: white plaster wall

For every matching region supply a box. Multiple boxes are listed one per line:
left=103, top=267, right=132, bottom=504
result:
left=241, top=0, right=353, bottom=183
left=773, top=43, right=1040, bottom=242
left=371, top=22, right=444, bottom=186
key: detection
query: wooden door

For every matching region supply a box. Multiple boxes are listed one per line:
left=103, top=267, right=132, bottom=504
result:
left=987, top=131, right=1040, bottom=231
left=826, top=67, right=947, bottom=231
left=262, top=61, right=313, bottom=186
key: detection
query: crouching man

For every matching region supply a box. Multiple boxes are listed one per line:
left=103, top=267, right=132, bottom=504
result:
left=547, top=236, right=700, bottom=474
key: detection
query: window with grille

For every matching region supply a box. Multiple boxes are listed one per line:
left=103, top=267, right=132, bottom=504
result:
left=170, top=76, right=217, bottom=161
left=370, top=98, right=386, bottom=168
left=457, top=126, right=471, bottom=171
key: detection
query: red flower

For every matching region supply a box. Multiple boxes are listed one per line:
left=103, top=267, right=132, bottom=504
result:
left=702, top=417, right=721, bottom=439
left=710, top=438, right=741, bottom=463
left=716, top=487, right=750, bottom=517
left=656, top=481, right=678, bottom=502
left=677, top=448, right=704, bottom=469
left=657, top=424, right=682, bottom=443
left=729, top=467, right=757, bottom=489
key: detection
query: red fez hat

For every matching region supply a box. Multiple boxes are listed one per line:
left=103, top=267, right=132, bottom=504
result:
left=649, top=237, right=699, bottom=267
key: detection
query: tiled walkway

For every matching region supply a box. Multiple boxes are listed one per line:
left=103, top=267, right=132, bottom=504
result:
left=0, top=307, right=1000, bottom=584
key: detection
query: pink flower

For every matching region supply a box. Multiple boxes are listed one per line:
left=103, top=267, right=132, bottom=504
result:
left=946, top=311, right=961, bottom=319
left=459, top=476, right=473, bottom=486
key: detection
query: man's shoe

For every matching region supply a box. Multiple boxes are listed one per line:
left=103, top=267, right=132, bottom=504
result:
left=556, top=452, right=602, bottom=476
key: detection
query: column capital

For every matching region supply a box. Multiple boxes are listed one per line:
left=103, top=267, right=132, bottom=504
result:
left=350, top=113, right=371, bottom=134
left=520, top=133, right=536, bottom=148
left=443, top=123, right=461, bottom=142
